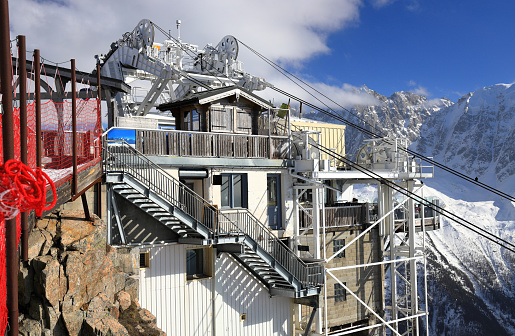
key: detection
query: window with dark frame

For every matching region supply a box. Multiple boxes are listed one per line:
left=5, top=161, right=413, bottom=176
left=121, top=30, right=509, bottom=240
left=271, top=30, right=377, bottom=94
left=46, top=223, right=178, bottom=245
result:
left=334, top=283, right=347, bottom=302
left=184, top=109, right=200, bottom=131
left=333, top=239, right=345, bottom=258
left=140, top=252, right=150, bottom=269
left=221, top=173, right=247, bottom=208
left=186, top=248, right=211, bottom=280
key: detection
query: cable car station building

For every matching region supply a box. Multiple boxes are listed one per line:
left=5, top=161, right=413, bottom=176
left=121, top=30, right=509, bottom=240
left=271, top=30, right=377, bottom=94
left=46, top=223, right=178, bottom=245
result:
left=104, top=85, right=439, bottom=336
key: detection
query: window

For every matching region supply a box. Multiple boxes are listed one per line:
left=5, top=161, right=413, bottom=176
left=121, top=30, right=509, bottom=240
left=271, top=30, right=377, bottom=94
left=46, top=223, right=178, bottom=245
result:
left=184, top=110, right=200, bottom=131
left=334, top=283, right=347, bottom=302
left=333, top=239, right=345, bottom=258
left=221, top=174, right=247, bottom=208
left=186, top=248, right=212, bottom=280
left=140, top=252, right=150, bottom=269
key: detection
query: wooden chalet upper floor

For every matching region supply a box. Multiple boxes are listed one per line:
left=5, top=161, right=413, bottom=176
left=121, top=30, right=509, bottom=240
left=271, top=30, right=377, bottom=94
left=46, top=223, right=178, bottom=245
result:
left=109, top=85, right=345, bottom=168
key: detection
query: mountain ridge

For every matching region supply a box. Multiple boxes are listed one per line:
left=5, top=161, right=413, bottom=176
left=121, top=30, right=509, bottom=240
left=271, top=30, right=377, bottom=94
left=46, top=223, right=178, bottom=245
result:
left=304, top=82, right=515, bottom=335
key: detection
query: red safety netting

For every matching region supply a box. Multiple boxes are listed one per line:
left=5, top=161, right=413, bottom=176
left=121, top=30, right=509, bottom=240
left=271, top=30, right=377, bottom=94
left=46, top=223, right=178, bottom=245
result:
left=0, top=89, right=100, bottom=334
left=0, top=104, right=23, bottom=334
left=40, top=98, right=101, bottom=187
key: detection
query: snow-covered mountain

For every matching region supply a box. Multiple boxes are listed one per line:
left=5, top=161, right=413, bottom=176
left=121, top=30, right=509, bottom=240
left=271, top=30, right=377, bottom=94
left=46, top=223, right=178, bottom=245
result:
left=420, top=181, right=515, bottom=336
left=302, top=85, right=452, bottom=156
left=306, top=83, right=515, bottom=335
left=414, top=84, right=515, bottom=191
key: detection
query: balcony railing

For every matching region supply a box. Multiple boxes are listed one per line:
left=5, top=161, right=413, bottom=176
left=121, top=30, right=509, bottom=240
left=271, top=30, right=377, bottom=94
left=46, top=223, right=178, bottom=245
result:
left=131, top=128, right=289, bottom=159
left=299, top=204, right=369, bottom=229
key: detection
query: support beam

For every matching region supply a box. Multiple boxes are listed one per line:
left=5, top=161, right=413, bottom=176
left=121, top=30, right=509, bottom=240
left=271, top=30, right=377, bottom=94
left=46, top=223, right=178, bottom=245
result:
left=109, top=189, right=126, bottom=244
left=18, top=35, right=29, bottom=262
left=303, top=307, right=318, bottom=336
left=95, top=182, right=102, bottom=218
left=407, top=180, right=420, bottom=335
left=106, top=184, right=112, bottom=245
left=35, top=49, right=42, bottom=168
left=71, top=59, right=78, bottom=196
left=81, top=194, right=91, bottom=222
left=1, top=0, right=19, bottom=334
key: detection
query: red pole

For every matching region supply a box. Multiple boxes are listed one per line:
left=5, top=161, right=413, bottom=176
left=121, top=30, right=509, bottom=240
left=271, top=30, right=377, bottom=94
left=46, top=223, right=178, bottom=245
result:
left=18, top=35, right=29, bottom=262
left=1, top=0, right=20, bottom=334
left=35, top=49, right=41, bottom=169
left=71, top=59, right=77, bottom=196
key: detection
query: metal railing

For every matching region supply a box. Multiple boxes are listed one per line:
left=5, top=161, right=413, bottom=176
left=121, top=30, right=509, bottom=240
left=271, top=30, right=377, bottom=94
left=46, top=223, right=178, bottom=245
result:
left=299, top=204, right=369, bottom=229
left=105, top=140, right=218, bottom=230
left=129, top=128, right=289, bottom=159
left=104, top=140, right=323, bottom=288
left=221, top=209, right=324, bottom=286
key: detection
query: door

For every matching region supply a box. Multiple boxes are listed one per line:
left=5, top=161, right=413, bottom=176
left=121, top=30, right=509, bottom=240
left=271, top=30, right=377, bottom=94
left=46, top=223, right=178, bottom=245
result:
left=267, top=174, right=282, bottom=229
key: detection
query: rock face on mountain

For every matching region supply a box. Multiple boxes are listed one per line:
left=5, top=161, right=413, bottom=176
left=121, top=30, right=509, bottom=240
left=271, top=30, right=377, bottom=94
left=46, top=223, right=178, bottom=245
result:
left=303, top=85, right=452, bottom=156
left=18, top=210, right=165, bottom=336
left=414, top=83, right=515, bottom=186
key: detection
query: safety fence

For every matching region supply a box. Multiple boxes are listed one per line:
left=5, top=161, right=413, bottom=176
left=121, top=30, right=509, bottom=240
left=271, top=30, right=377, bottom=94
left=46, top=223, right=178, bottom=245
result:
left=0, top=50, right=102, bottom=333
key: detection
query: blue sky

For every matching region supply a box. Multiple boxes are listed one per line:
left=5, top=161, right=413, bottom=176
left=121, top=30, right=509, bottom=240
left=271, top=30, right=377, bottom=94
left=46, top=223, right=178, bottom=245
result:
left=8, top=0, right=515, bottom=106
left=299, top=0, right=515, bottom=100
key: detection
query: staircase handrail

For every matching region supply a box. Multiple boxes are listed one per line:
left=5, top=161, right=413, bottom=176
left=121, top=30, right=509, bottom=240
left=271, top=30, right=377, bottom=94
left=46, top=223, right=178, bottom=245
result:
left=105, top=140, right=219, bottom=230
left=219, top=209, right=324, bottom=286
left=104, top=140, right=323, bottom=287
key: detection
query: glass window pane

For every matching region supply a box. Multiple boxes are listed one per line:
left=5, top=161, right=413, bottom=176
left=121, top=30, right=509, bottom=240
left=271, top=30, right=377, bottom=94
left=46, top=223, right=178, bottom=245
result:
left=334, top=283, right=347, bottom=302
left=233, top=175, right=242, bottom=208
left=195, top=249, right=204, bottom=274
left=187, top=249, right=205, bottom=279
left=221, top=176, right=230, bottom=207
left=333, top=239, right=345, bottom=258
left=186, top=249, right=197, bottom=278
left=267, top=176, right=277, bottom=206
left=192, top=110, right=199, bottom=131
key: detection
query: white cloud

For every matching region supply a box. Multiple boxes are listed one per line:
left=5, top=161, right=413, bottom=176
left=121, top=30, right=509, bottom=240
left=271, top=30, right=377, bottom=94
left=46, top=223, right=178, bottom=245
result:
left=408, top=80, right=430, bottom=97
left=9, top=0, right=362, bottom=70
left=7, top=0, right=374, bottom=107
left=370, top=0, right=396, bottom=8
left=259, top=79, right=381, bottom=110
left=413, top=86, right=430, bottom=96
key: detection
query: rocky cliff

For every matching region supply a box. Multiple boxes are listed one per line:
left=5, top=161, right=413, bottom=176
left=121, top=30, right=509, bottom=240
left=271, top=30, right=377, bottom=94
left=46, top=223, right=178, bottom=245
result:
left=302, top=85, right=452, bottom=156
left=414, top=83, right=515, bottom=188
left=18, top=210, right=165, bottom=336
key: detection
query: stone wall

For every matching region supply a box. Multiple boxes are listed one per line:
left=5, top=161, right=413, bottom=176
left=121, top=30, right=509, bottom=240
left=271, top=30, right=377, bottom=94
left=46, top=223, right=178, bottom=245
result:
left=17, top=210, right=165, bottom=336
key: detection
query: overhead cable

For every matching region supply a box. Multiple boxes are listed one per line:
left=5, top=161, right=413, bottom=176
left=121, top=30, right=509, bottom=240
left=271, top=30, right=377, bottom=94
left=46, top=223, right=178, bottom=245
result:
left=237, top=39, right=515, bottom=203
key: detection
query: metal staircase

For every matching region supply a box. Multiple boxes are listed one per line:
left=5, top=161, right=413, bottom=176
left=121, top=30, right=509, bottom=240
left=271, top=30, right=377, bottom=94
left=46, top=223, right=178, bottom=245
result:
left=104, top=140, right=323, bottom=298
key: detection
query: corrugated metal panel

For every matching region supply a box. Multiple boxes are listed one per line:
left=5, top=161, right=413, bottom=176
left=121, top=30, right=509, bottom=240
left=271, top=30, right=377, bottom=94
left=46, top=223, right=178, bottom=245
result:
left=139, top=245, right=213, bottom=336
left=292, top=120, right=346, bottom=159
left=139, top=246, right=291, bottom=336
left=214, top=253, right=291, bottom=336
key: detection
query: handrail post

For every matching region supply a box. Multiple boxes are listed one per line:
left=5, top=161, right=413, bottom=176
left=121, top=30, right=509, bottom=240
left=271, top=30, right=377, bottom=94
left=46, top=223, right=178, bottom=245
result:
left=1, top=0, right=19, bottom=333
left=18, top=35, right=30, bottom=262
left=35, top=49, right=42, bottom=168
left=71, top=59, right=77, bottom=196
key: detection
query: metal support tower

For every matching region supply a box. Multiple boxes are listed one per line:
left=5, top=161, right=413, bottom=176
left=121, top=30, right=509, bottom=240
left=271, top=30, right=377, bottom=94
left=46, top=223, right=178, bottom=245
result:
left=382, top=180, right=427, bottom=336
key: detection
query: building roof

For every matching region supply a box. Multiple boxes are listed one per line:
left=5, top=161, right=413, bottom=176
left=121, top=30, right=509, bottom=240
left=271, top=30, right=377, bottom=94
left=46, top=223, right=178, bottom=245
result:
left=157, top=85, right=273, bottom=111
